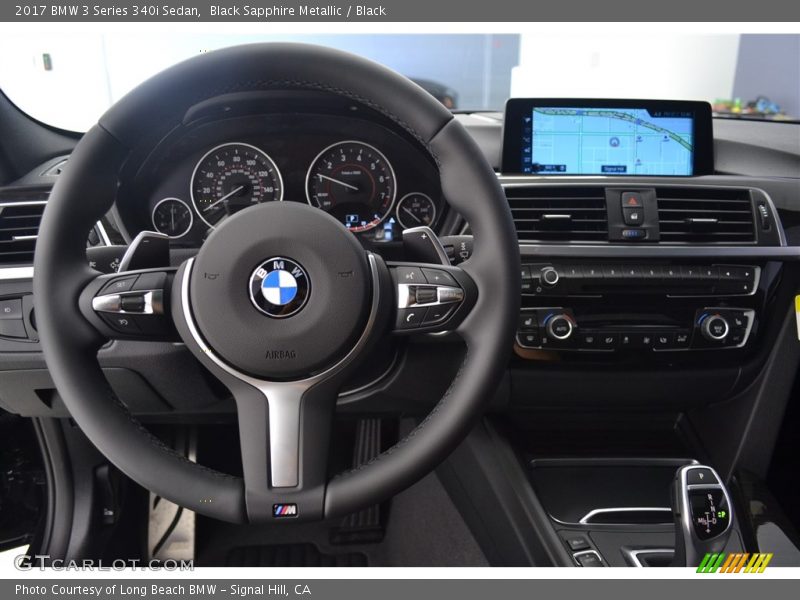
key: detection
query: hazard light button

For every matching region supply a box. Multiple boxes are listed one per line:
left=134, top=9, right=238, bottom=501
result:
left=621, top=192, right=644, bottom=208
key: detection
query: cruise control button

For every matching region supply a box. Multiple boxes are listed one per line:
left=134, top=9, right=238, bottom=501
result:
left=0, top=298, right=23, bottom=320
left=120, top=295, right=147, bottom=312
left=99, top=275, right=139, bottom=295
left=423, top=305, right=455, bottom=326
left=422, top=268, right=457, bottom=287
left=132, top=271, right=167, bottom=291
left=393, top=267, right=425, bottom=284
left=100, top=313, right=140, bottom=334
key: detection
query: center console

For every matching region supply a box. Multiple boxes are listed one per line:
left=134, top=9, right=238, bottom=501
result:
left=526, top=459, right=745, bottom=567
left=516, top=262, right=763, bottom=355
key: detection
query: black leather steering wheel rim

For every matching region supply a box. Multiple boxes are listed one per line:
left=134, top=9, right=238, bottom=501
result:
left=33, top=43, right=520, bottom=524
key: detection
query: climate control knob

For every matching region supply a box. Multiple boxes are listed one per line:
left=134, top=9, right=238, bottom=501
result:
left=545, top=313, right=575, bottom=341
left=701, top=314, right=730, bottom=341
left=540, top=266, right=560, bottom=287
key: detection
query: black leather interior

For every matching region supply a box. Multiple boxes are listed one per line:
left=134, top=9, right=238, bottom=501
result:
left=33, top=43, right=520, bottom=523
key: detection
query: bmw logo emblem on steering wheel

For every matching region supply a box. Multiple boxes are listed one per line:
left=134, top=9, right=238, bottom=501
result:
left=249, top=257, right=310, bottom=318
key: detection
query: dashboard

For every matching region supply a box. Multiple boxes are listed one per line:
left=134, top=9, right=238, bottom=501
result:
left=115, top=111, right=450, bottom=248
left=1, top=92, right=799, bottom=422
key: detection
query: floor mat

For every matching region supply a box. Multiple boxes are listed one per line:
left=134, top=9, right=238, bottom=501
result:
left=226, top=543, right=367, bottom=567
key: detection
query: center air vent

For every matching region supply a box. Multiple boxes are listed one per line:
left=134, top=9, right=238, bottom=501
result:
left=0, top=187, right=48, bottom=265
left=505, top=186, right=608, bottom=242
left=656, top=188, right=756, bottom=243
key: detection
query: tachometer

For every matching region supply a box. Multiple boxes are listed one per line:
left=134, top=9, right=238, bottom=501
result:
left=191, top=142, right=283, bottom=228
left=305, top=141, right=396, bottom=233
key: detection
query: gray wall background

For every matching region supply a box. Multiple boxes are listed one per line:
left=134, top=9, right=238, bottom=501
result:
left=733, top=34, right=800, bottom=118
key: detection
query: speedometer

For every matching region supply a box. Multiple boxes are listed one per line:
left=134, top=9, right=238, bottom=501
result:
left=305, top=141, right=396, bottom=233
left=191, top=142, right=283, bottom=228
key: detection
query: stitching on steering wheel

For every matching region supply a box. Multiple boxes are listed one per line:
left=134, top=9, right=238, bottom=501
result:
left=333, top=351, right=470, bottom=479
left=105, top=384, right=240, bottom=481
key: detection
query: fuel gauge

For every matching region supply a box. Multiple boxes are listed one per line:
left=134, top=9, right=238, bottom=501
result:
left=396, top=192, right=436, bottom=229
left=152, top=197, right=193, bottom=238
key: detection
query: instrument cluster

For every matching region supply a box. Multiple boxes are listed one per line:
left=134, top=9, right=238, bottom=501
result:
left=121, top=113, right=447, bottom=247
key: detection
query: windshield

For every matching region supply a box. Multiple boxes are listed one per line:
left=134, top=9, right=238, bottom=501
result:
left=0, top=32, right=797, bottom=132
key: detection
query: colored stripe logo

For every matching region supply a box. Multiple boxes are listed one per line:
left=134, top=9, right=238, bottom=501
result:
left=272, top=503, right=298, bottom=518
left=697, top=552, right=773, bottom=573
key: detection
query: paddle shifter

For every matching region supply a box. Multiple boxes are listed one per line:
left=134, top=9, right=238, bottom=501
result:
left=671, top=465, right=734, bottom=567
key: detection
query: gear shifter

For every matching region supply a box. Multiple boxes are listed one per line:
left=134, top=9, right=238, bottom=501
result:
left=670, top=465, right=734, bottom=567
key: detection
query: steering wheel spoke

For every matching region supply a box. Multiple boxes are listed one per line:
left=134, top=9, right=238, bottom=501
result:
left=79, top=268, right=178, bottom=341
left=388, top=262, right=477, bottom=335
left=230, top=376, right=337, bottom=522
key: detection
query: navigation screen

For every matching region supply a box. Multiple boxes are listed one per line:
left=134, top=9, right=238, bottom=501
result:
left=521, top=107, right=695, bottom=176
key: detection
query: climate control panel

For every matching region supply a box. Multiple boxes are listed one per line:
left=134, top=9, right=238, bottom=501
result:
left=516, top=307, right=755, bottom=352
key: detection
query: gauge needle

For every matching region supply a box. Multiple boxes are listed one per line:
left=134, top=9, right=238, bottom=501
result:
left=203, top=185, right=245, bottom=212
left=317, top=174, right=358, bottom=191
left=402, top=206, right=422, bottom=224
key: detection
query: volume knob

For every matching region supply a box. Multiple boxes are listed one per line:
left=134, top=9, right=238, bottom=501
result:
left=540, top=266, right=560, bottom=287
left=701, top=314, right=729, bottom=341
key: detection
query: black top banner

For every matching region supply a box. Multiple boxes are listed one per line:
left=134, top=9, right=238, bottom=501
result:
left=3, top=0, right=800, bottom=22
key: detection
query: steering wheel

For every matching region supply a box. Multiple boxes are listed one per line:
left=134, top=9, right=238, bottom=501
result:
left=33, top=44, right=520, bottom=524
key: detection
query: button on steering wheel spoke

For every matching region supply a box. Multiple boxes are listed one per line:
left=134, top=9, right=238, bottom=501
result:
left=389, top=262, right=476, bottom=334
left=80, top=268, right=178, bottom=340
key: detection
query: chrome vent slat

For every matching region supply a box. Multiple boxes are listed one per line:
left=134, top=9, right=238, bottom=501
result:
left=656, top=188, right=756, bottom=243
left=0, top=188, right=49, bottom=265
left=506, top=187, right=609, bottom=242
